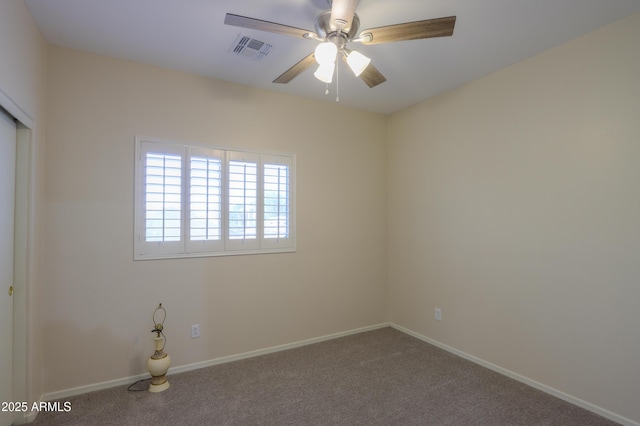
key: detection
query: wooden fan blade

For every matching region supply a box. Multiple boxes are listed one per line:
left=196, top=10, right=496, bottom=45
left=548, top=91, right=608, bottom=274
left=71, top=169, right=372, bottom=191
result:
left=330, top=0, right=358, bottom=31
left=358, top=62, right=387, bottom=88
left=224, top=13, right=315, bottom=39
left=359, top=16, right=456, bottom=45
left=273, top=52, right=317, bottom=84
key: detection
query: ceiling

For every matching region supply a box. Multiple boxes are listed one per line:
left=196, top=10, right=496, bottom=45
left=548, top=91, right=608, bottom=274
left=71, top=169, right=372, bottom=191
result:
left=24, top=0, right=640, bottom=115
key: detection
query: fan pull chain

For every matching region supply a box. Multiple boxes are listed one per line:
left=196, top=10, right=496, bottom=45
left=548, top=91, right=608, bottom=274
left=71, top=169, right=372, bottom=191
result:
left=325, top=83, right=329, bottom=95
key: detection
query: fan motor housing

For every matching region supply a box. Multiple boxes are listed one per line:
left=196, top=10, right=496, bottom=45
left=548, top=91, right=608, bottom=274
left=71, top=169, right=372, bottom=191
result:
left=314, top=10, right=360, bottom=40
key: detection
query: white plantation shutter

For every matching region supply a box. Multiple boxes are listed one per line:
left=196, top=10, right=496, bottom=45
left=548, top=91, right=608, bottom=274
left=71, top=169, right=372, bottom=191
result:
left=137, top=141, right=185, bottom=256
left=226, top=151, right=260, bottom=251
left=135, top=137, right=295, bottom=259
left=145, top=153, right=182, bottom=241
left=187, top=147, right=224, bottom=253
left=262, top=154, right=293, bottom=249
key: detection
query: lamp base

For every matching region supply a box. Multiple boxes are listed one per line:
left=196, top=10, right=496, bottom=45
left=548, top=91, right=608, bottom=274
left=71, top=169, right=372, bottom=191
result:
left=148, top=379, right=170, bottom=393
left=147, top=336, right=171, bottom=393
left=147, top=356, right=171, bottom=393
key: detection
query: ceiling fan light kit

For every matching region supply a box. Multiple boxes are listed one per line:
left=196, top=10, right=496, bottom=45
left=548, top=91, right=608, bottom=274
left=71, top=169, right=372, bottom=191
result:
left=224, top=0, right=456, bottom=93
left=314, top=39, right=369, bottom=82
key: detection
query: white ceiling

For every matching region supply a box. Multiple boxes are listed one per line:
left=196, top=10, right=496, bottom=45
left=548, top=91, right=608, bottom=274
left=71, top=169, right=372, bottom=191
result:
left=24, top=0, right=640, bottom=115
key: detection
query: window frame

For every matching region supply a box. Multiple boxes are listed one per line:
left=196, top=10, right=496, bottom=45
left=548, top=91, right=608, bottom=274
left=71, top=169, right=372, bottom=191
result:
left=134, top=136, right=296, bottom=260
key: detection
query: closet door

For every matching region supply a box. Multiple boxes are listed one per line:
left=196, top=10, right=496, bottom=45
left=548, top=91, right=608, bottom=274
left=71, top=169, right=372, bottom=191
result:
left=0, top=108, right=16, bottom=426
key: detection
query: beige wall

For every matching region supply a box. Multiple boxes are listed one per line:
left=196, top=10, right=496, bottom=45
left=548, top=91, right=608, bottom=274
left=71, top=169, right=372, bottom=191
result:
left=0, top=0, right=47, bottom=409
left=43, top=46, right=388, bottom=393
left=0, top=1, right=46, bottom=116
left=388, top=12, right=640, bottom=424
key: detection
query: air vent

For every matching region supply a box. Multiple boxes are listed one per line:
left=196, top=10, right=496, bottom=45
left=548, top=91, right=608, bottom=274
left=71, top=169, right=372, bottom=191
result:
left=229, top=34, right=272, bottom=61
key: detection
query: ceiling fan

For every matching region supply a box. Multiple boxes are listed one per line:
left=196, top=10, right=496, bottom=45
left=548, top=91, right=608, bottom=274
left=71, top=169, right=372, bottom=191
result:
left=224, top=0, right=456, bottom=88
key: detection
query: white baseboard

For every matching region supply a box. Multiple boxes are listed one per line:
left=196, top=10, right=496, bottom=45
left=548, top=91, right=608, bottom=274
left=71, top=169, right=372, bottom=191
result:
left=39, top=323, right=390, bottom=403
left=23, top=410, right=39, bottom=424
left=168, top=323, right=391, bottom=376
left=390, top=323, right=639, bottom=426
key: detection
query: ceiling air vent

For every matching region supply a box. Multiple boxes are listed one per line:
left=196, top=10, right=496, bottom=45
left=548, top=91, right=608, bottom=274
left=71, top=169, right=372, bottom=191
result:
left=229, top=34, right=272, bottom=61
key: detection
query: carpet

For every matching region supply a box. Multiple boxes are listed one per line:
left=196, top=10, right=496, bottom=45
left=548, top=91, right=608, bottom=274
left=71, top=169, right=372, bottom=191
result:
left=31, top=327, right=618, bottom=425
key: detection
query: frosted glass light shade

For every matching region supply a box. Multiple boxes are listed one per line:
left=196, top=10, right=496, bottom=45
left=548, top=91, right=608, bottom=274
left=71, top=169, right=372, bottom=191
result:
left=314, top=42, right=338, bottom=65
left=346, top=50, right=371, bottom=77
left=314, top=63, right=335, bottom=83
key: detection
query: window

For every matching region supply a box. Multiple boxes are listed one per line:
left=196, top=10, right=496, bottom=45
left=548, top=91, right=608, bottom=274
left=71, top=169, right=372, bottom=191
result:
left=135, top=137, right=295, bottom=259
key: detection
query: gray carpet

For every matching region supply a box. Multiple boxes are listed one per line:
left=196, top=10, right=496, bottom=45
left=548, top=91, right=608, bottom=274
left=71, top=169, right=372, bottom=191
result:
left=32, top=327, right=618, bottom=425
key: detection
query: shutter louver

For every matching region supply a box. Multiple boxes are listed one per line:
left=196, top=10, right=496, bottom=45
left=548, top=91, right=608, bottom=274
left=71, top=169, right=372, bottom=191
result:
left=190, top=155, right=222, bottom=241
left=228, top=160, right=258, bottom=240
left=144, top=152, right=182, bottom=242
left=264, top=163, right=289, bottom=239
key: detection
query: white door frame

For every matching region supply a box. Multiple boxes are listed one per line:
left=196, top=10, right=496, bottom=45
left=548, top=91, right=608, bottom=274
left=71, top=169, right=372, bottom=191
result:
left=13, top=124, right=30, bottom=425
left=0, top=88, right=33, bottom=426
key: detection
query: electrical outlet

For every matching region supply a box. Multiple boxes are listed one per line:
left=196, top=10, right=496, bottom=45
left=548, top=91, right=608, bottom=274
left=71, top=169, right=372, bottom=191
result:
left=191, top=324, right=200, bottom=338
left=435, top=308, right=442, bottom=321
